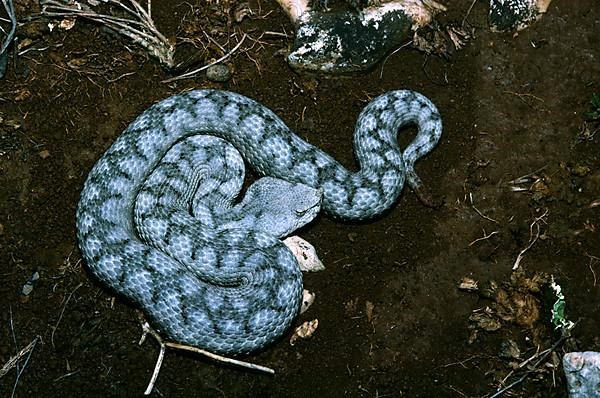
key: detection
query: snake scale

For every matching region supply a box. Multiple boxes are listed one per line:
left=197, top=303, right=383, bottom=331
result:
left=76, top=89, right=442, bottom=354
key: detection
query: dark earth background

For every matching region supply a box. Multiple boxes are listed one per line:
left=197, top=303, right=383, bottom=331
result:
left=1, top=0, right=599, bottom=396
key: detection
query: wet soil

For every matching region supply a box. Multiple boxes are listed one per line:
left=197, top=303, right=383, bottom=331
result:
left=1, top=1, right=599, bottom=397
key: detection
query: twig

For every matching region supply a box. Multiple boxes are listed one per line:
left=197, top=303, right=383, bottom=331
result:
left=469, top=192, right=499, bottom=223
left=40, top=0, right=174, bottom=68
left=51, top=282, right=83, bottom=349
left=53, top=369, right=81, bottom=382
left=0, top=336, right=40, bottom=378
left=263, top=30, right=289, bottom=38
left=5, top=306, right=40, bottom=398
left=469, top=229, right=499, bottom=246
left=461, top=0, right=477, bottom=27
left=441, top=354, right=487, bottom=368
left=512, top=209, right=548, bottom=270
left=585, top=252, right=598, bottom=286
left=379, top=40, right=412, bottom=79
left=8, top=305, right=20, bottom=397
left=504, top=90, right=545, bottom=109
left=138, top=319, right=274, bottom=395
left=162, top=34, right=246, bottom=83
left=0, top=0, right=16, bottom=78
left=1, top=0, right=16, bottom=53
left=489, top=336, right=566, bottom=398
left=507, top=165, right=548, bottom=185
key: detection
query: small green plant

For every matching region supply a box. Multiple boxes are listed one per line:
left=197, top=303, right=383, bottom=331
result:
left=550, top=277, right=574, bottom=331
left=586, top=93, right=600, bottom=121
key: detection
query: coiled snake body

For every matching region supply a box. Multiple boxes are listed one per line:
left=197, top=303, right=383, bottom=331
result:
left=76, top=89, right=442, bottom=354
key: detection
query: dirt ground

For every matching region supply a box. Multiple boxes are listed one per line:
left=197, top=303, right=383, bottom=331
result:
left=1, top=0, right=599, bottom=397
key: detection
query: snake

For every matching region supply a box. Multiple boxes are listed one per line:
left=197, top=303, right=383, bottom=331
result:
left=76, top=89, right=442, bottom=354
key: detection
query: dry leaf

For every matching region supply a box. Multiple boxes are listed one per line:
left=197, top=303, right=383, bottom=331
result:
left=59, top=17, right=77, bottom=30
left=458, top=277, right=479, bottom=291
left=290, top=319, right=318, bottom=346
left=14, top=89, right=31, bottom=102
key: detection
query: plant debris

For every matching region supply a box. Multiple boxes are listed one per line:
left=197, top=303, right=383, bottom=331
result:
left=290, top=319, right=319, bottom=346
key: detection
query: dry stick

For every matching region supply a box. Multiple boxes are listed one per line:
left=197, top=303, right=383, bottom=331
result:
left=0, top=336, right=40, bottom=378
left=161, top=34, right=247, bottom=83
left=8, top=305, right=19, bottom=398
left=469, top=192, right=499, bottom=224
left=41, top=0, right=173, bottom=67
left=379, top=40, right=412, bottom=79
left=585, top=252, right=598, bottom=286
left=51, top=282, right=83, bottom=349
left=469, top=229, right=499, bottom=246
left=489, top=336, right=566, bottom=398
left=138, top=320, right=274, bottom=395
left=507, top=165, right=548, bottom=186
left=461, top=0, right=478, bottom=27
left=512, top=209, right=548, bottom=270
left=6, top=307, right=39, bottom=398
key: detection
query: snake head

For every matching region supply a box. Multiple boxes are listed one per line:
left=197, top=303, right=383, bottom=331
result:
left=239, top=177, right=323, bottom=238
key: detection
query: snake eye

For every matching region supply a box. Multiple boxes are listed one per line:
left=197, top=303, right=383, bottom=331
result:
left=295, top=209, right=308, bottom=216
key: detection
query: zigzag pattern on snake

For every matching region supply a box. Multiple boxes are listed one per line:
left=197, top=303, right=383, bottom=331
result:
left=76, top=89, right=443, bottom=354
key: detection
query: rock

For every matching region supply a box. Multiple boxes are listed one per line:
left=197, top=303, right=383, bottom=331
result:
left=563, top=351, right=600, bottom=398
left=489, top=0, right=553, bottom=32
left=205, top=64, right=231, bottom=82
left=283, top=235, right=325, bottom=272
left=276, top=0, right=445, bottom=74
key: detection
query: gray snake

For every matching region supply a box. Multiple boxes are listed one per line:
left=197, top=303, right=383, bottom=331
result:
left=76, top=89, right=442, bottom=354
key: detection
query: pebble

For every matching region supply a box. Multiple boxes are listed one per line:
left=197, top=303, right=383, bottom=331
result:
left=19, top=271, right=40, bottom=303
left=206, top=64, right=231, bottom=82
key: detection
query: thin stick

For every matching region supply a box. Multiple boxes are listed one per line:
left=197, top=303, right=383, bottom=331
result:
left=0, top=337, right=38, bottom=378
left=469, top=229, right=499, bottom=246
left=469, top=192, right=499, bottom=223
left=0, top=0, right=16, bottom=54
left=41, top=0, right=174, bottom=68
left=461, top=0, right=477, bottom=27
left=0, top=0, right=16, bottom=78
left=139, top=320, right=274, bottom=395
left=51, top=282, right=83, bottom=349
left=143, top=331, right=166, bottom=396
left=8, top=305, right=20, bottom=397
left=512, top=209, right=548, bottom=270
left=489, top=336, right=566, bottom=398
left=379, top=40, right=412, bottom=79
left=507, top=165, right=548, bottom=185
left=585, top=252, right=598, bottom=286
left=162, top=34, right=247, bottom=83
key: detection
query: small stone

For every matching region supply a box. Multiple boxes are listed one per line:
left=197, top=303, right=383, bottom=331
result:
left=499, top=339, right=521, bottom=359
left=283, top=236, right=325, bottom=272
left=300, top=290, right=315, bottom=314
left=206, top=64, right=231, bottom=82
left=19, top=271, right=40, bottom=303
left=39, top=149, right=50, bottom=159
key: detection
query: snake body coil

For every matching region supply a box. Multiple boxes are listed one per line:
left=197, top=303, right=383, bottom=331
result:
left=76, top=90, right=442, bottom=354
